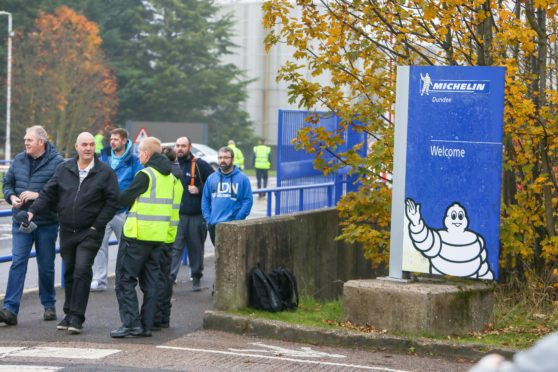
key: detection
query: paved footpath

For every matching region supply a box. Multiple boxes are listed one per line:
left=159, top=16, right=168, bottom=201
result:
left=0, top=253, right=474, bottom=371
left=0, top=176, right=475, bottom=370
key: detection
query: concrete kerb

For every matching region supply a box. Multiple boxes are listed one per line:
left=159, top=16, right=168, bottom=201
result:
left=203, top=310, right=517, bottom=361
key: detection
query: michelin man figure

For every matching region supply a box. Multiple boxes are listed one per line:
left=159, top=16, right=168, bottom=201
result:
left=405, top=198, right=494, bottom=279
left=420, top=73, right=432, bottom=96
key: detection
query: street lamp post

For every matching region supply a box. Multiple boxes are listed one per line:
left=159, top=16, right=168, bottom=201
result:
left=0, top=11, right=12, bottom=161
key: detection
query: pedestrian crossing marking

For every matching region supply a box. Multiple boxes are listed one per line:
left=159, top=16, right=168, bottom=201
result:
left=0, top=347, right=26, bottom=357
left=0, top=366, right=62, bottom=371
left=3, top=347, right=120, bottom=360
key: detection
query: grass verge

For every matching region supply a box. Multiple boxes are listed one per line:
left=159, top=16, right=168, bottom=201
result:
left=232, top=296, right=343, bottom=330
left=231, top=290, right=558, bottom=350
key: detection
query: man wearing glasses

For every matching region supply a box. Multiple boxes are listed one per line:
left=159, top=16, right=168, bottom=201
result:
left=202, top=146, right=253, bottom=245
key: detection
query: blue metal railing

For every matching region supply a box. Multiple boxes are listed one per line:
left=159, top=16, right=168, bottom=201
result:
left=0, top=209, right=118, bottom=288
left=1, top=182, right=340, bottom=280
left=179, top=183, right=336, bottom=266
left=254, top=182, right=336, bottom=217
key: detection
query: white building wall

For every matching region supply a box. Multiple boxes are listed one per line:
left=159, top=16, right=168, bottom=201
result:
left=217, top=1, right=329, bottom=145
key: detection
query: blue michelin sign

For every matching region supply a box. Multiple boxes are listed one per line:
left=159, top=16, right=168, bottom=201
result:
left=389, top=66, right=505, bottom=280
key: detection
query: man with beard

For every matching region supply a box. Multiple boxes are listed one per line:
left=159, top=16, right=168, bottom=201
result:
left=202, top=146, right=253, bottom=245
left=170, top=137, right=214, bottom=293
left=91, top=128, right=142, bottom=291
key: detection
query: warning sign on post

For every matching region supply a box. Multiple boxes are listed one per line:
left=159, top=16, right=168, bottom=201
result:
left=133, top=127, right=150, bottom=144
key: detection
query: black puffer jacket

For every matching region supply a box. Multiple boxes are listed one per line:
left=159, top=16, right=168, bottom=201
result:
left=29, top=155, right=119, bottom=232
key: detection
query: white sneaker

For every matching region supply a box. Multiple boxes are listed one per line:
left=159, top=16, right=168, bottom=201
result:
left=90, top=281, right=107, bottom=292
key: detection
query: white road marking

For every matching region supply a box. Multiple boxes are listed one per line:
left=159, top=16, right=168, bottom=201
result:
left=0, top=347, right=26, bottom=358
left=8, top=347, right=120, bottom=360
left=0, top=366, right=62, bottom=371
left=228, top=342, right=346, bottom=358
left=157, top=345, right=410, bottom=371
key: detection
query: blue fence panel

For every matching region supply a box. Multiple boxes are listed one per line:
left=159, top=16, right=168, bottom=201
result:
left=277, top=110, right=366, bottom=214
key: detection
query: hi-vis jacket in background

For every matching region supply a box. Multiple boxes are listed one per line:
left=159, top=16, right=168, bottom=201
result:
left=253, top=144, right=271, bottom=170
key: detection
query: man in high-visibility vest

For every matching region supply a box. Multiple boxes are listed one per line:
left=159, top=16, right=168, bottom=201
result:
left=227, top=139, right=245, bottom=170
left=253, top=138, right=271, bottom=198
left=110, top=137, right=183, bottom=338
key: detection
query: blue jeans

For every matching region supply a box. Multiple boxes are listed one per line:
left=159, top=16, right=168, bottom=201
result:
left=3, top=222, right=59, bottom=315
left=92, top=211, right=126, bottom=286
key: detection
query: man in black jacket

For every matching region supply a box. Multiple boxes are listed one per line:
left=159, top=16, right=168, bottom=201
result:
left=28, top=132, right=119, bottom=335
left=170, top=136, right=214, bottom=292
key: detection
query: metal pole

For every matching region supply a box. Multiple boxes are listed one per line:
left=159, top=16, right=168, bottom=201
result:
left=0, top=11, right=12, bottom=161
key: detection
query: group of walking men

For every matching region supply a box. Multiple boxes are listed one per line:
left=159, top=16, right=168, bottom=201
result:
left=0, top=126, right=253, bottom=337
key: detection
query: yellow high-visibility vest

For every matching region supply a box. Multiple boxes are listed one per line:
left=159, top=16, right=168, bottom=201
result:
left=94, top=133, right=104, bottom=154
left=123, top=167, right=183, bottom=243
left=253, top=145, right=271, bottom=170
left=228, top=144, right=245, bottom=169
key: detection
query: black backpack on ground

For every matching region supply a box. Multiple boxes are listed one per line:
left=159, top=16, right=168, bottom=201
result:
left=269, top=268, right=299, bottom=311
left=249, top=265, right=284, bottom=312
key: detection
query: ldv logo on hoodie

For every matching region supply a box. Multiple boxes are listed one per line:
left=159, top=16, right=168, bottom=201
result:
left=216, top=182, right=239, bottom=196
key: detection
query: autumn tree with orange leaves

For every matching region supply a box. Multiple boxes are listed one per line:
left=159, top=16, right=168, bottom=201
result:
left=12, top=6, right=116, bottom=154
left=264, top=1, right=558, bottom=283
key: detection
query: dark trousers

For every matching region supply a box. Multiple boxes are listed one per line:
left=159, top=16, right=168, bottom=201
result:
left=171, top=214, right=207, bottom=281
left=115, top=238, right=161, bottom=331
left=155, top=244, right=173, bottom=326
left=208, top=224, right=216, bottom=246
left=59, top=228, right=104, bottom=324
left=256, top=169, right=268, bottom=191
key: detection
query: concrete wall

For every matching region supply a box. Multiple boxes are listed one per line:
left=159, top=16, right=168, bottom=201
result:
left=213, top=208, right=378, bottom=310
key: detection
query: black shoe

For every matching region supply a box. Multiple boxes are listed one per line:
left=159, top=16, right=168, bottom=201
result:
left=110, top=326, right=144, bottom=338
left=57, top=316, right=70, bottom=330
left=68, top=321, right=83, bottom=335
left=193, top=277, right=201, bottom=292
left=152, top=323, right=161, bottom=331
left=44, top=308, right=57, bottom=321
left=0, top=309, right=17, bottom=326
left=135, top=329, right=152, bottom=337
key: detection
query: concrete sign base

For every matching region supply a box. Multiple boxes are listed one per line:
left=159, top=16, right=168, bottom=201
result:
left=343, top=279, right=494, bottom=336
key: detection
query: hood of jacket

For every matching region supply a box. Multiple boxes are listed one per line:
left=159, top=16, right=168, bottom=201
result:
left=111, top=139, right=133, bottom=162
left=145, top=152, right=172, bottom=175
left=42, top=141, right=61, bottom=162
left=216, top=165, right=241, bottom=179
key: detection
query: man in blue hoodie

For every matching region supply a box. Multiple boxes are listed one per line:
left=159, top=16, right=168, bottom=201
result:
left=91, top=128, right=142, bottom=291
left=202, top=146, right=253, bottom=245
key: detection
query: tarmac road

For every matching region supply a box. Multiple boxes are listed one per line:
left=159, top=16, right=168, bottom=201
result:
left=0, top=176, right=476, bottom=370
left=0, top=253, right=473, bottom=371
